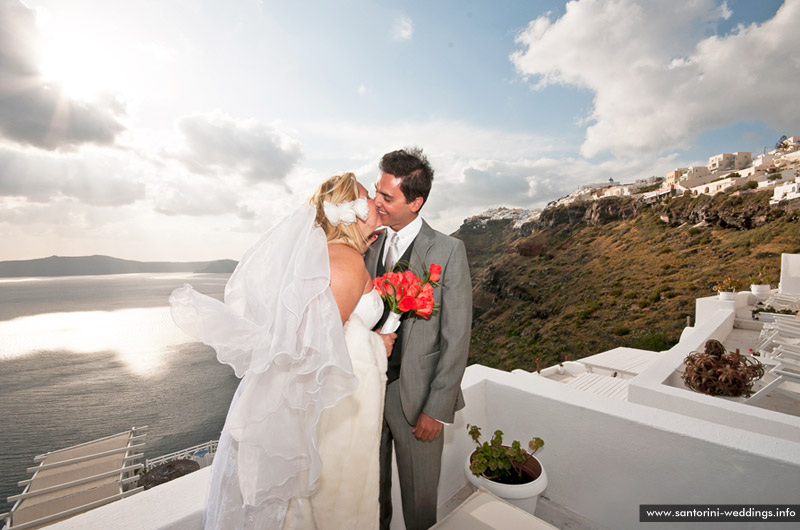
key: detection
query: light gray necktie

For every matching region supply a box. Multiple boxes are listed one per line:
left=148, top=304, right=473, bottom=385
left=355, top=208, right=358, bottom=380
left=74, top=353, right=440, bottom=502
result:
left=384, top=232, right=400, bottom=272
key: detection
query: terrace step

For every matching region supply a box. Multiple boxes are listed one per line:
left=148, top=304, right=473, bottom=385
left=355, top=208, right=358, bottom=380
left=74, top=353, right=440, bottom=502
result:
left=734, top=317, right=763, bottom=331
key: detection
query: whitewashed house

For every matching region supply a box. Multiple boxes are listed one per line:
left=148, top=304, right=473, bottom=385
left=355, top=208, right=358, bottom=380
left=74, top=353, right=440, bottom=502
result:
left=602, top=184, right=633, bottom=198
left=734, top=151, right=752, bottom=169
left=685, top=165, right=709, bottom=179
left=629, top=176, right=663, bottom=190
left=754, top=152, right=776, bottom=168
left=770, top=176, right=800, bottom=204
left=708, top=153, right=736, bottom=172
left=708, top=152, right=751, bottom=173
left=686, top=172, right=748, bottom=196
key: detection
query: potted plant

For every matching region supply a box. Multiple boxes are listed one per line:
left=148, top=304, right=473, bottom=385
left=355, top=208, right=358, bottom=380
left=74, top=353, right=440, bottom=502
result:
left=713, top=276, right=740, bottom=301
left=749, top=265, right=773, bottom=300
left=464, top=425, right=547, bottom=514
left=556, top=354, right=568, bottom=375
left=682, top=339, right=765, bottom=398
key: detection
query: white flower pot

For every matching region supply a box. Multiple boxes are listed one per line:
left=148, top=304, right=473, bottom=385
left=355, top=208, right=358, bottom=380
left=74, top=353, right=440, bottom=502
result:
left=750, top=284, right=771, bottom=300
left=717, top=291, right=735, bottom=301
left=464, top=452, right=548, bottom=515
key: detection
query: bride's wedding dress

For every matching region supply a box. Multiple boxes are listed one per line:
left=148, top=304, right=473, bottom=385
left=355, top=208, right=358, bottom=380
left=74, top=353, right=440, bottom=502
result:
left=170, top=205, right=386, bottom=530
left=284, top=290, right=386, bottom=530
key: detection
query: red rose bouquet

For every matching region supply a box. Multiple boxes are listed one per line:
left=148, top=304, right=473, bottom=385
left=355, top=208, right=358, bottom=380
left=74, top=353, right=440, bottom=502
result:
left=374, top=263, right=441, bottom=333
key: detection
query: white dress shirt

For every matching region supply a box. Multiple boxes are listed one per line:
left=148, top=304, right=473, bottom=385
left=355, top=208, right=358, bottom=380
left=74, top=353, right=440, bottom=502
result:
left=383, top=216, right=423, bottom=269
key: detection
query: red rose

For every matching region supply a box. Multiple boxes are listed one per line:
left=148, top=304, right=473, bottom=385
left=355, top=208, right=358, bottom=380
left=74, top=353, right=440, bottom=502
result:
left=385, top=272, right=400, bottom=285
left=398, top=295, right=418, bottom=312
left=429, top=264, right=441, bottom=282
left=416, top=295, right=434, bottom=318
left=386, top=272, right=405, bottom=297
left=402, top=270, right=422, bottom=294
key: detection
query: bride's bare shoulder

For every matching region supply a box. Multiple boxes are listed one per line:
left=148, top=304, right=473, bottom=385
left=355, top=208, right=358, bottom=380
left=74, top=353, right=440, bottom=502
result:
left=328, top=243, right=369, bottom=284
left=328, top=244, right=370, bottom=322
left=328, top=243, right=362, bottom=266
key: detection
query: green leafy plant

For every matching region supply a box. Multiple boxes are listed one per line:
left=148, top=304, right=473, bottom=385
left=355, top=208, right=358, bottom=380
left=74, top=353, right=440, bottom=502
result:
left=682, top=339, right=765, bottom=398
left=467, top=425, right=544, bottom=484
left=748, top=265, right=772, bottom=286
left=752, top=307, right=799, bottom=319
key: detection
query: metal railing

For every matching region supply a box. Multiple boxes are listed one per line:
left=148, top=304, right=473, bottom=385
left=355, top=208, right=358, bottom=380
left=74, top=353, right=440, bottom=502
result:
left=145, top=439, right=218, bottom=471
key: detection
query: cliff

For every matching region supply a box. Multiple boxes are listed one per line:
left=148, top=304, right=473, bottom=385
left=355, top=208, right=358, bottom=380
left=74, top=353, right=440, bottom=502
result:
left=455, top=189, right=800, bottom=371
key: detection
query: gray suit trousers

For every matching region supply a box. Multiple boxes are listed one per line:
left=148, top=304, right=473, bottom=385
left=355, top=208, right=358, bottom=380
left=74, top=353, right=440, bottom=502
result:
left=380, top=380, right=444, bottom=530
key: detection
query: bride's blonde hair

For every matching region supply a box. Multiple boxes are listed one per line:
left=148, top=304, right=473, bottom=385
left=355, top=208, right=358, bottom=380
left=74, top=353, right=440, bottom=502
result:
left=310, top=172, right=366, bottom=252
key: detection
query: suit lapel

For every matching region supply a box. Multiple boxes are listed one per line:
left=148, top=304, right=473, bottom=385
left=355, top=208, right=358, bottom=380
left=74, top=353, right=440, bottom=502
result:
left=402, top=220, right=435, bottom=341
left=365, top=232, right=386, bottom=278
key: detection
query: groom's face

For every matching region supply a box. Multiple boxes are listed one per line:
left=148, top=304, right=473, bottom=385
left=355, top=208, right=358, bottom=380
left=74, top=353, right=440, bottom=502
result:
left=374, top=172, right=422, bottom=231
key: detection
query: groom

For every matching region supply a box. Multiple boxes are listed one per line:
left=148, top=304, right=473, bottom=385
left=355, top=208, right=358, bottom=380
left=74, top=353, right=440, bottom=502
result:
left=365, top=147, right=472, bottom=530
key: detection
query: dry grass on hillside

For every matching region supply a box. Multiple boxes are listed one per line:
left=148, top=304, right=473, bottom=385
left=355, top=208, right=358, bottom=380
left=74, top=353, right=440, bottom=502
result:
left=466, top=192, right=800, bottom=371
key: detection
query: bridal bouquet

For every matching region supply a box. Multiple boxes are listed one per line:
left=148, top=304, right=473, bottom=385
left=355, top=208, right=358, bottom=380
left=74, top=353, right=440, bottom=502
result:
left=374, top=263, right=441, bottom=333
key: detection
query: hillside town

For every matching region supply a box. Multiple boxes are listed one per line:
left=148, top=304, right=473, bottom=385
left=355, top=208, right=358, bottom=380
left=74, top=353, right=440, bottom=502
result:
left=556, top=134, right=800, bottom=207
left=471, top=135, right=800, bottom=228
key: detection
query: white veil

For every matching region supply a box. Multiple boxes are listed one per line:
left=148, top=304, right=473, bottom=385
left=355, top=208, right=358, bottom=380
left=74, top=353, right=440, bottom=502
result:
left=170, top=204, right=357, bottom=529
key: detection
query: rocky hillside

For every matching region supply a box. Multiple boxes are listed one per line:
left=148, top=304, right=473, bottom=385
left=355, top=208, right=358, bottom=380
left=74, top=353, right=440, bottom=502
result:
left=456, top=189, right=800, bottom=371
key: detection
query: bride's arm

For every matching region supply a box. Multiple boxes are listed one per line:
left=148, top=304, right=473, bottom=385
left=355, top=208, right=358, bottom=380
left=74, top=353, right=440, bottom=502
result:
left=328, top=243, right=369, bottom=324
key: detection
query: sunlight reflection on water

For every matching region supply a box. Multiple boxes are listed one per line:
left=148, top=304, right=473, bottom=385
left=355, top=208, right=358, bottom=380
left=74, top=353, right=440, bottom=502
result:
left=0, top=307, right=192, bottom=376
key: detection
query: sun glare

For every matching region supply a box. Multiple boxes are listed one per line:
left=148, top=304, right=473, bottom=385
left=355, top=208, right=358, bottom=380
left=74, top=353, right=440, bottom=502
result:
left=36, top=11, right=126, bottom=100
left=0, top=308, right=191, bottom=376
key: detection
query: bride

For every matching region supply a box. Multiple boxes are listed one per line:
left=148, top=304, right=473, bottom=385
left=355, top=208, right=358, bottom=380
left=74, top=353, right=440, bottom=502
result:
left=170, top=173, right=394, bottom=530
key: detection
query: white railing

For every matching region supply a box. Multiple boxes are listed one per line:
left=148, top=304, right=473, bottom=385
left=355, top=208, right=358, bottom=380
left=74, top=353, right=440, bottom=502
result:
left=145, top=440, right=218, bottom=471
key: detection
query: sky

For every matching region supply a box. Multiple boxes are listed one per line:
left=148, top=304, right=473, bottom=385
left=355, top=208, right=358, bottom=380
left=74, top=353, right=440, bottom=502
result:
left=0, top=0, right=797, bottom=262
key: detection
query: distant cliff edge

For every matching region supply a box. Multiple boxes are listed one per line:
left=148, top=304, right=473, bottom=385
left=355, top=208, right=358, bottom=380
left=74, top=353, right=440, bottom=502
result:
left=453, top=190, right=800, bottom=371
left=0, top=255, right=238, bottom=277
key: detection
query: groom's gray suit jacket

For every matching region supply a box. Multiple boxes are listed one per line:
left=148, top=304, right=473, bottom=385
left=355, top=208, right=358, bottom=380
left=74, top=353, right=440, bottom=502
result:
left=365, top=219, right=472, bottom=424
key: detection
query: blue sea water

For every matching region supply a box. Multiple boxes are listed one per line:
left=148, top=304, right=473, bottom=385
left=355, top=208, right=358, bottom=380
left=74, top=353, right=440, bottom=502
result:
left=0, top=273, right=239, bottom=512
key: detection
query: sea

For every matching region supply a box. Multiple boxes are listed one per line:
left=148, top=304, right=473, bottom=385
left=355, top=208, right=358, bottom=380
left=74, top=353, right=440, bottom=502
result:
left=0, top=273, right=239, bottom=513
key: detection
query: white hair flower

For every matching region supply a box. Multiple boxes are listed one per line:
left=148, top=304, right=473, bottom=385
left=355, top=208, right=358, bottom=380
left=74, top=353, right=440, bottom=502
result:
left=323, top=197, right=369, bottom=226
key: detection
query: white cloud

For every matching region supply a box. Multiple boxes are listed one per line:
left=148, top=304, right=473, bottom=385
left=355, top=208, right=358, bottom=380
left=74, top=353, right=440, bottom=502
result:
left=290, top=118, right=680, bottom=234
left=0, top=1, right=126, bottom=150
left=297, top=118, right=561, bottom=165
left=424, top=152, right=676, bottom=233
left=0, top=144, right=145, bottom=206
left=170, top=111, right=303, bottom=183
left=0, top=113, right=681, bottom=261
left=358, top=84, right=367, bottom=96
left=0, top=195, right=263, bottom=262
left=393, top=15, right=414, bottom=40
left=511, top=0, right=800, bottom=158
left=151, top=177, right=255, bottom=219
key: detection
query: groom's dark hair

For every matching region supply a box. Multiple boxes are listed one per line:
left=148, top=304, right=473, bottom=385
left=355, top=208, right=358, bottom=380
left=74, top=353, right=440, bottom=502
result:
left=379, top=147, right=434, bottom=208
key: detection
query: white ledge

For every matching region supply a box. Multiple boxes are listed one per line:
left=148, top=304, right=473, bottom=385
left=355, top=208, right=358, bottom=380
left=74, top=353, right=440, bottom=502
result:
left=48, top=466, right=210, bottom=530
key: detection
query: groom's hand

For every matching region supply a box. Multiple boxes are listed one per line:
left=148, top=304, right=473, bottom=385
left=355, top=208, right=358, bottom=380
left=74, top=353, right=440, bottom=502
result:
left=412, top=413, right=443, bottom=441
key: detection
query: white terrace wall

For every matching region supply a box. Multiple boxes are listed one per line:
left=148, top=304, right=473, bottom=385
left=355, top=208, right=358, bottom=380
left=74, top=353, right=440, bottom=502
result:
left=456, top=365, right=800, bottom=530
left=48, top=354, right=800, bottom=530
left=51, top=465, right=209, bottom=530
left=629, top=294, right=800, bottom=442
left=48, top=378, right=487, bottom=530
